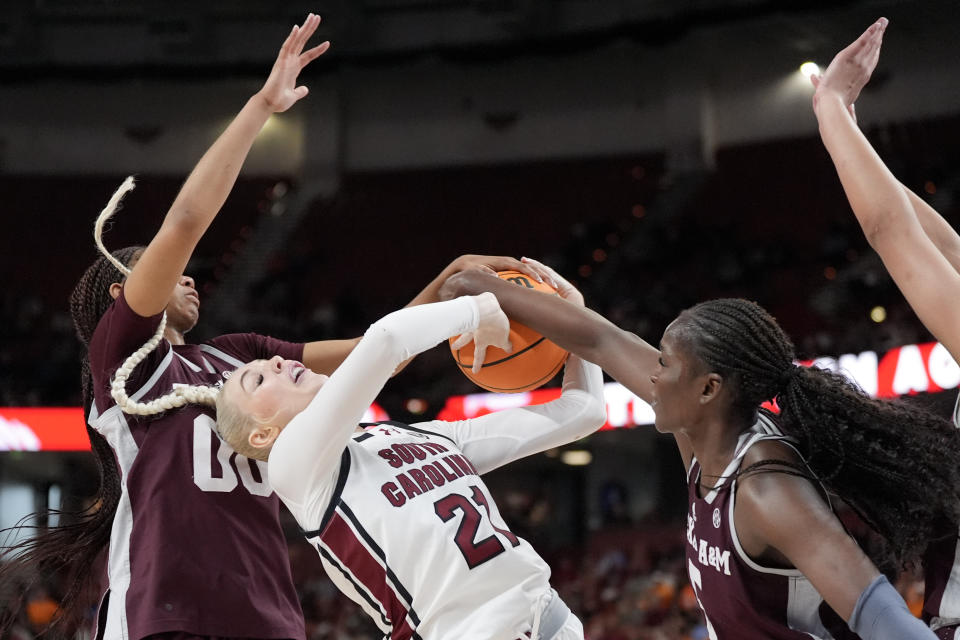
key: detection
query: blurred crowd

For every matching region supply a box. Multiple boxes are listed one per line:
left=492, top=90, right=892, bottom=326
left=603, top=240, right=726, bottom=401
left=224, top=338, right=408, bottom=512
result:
left=4, top=514, right=928, bottom=640
left=2, top=121, right=959, bottom=638
left=5, top=123, right=959, bottom=413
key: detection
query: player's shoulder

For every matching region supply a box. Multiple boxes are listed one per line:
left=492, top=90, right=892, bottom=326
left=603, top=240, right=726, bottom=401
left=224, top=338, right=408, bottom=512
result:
left=206, top=332, right=260, bottom=351
left=736, top=438, right=822, bottom=517
left=394, top=420, right=461, bottom=447
left=740, top=437, right=803, bottom=470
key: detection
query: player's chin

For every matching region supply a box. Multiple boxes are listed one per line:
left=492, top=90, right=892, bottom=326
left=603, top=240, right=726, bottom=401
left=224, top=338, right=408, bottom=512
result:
left=170, top=305, right=200, bottom=333
left=651, top=412, right=673, bottom=434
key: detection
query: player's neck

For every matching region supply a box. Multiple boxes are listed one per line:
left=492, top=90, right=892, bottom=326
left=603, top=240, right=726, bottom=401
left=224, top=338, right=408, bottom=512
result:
left=688, top=420, right=746, bottom=483
left=164, top=325, right=187, bottom=346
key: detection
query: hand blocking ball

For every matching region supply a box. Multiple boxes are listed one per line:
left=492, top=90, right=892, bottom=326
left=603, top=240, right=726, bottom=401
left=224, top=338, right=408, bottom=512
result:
left=450, top=270, right=569, bottom=393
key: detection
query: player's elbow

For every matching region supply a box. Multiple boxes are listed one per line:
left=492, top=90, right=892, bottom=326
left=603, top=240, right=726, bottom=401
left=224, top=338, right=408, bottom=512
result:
left=584, top=394, right=608, bottom=431
left=161, top=205, right=210, bottom=242
left=364, top=314, right=411, bottom=364
left=568, top=391, right=608, bottom=437
left=863, top=216, right=891, bottom=249
left=860, top=203, right=910, bottom=251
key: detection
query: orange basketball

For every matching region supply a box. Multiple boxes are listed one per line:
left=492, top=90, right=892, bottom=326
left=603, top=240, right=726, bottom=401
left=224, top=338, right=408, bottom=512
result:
left=450, top=270, right=569, bottom=393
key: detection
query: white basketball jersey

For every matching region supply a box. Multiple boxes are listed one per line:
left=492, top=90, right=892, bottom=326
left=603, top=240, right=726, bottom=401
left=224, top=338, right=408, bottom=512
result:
left=294, top=421, right=552, bottom=640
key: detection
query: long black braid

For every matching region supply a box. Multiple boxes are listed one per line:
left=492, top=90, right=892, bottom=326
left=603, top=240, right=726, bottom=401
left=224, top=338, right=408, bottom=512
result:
left=673, top=298, right=960, bottom=570
left=0, top=246, right=144, bottom=637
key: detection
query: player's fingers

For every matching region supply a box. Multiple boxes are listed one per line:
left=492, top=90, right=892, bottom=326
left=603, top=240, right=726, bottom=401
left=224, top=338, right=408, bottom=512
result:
left=809, top=74, right=820, bottom=90
left=301, top=41, right=330, bottom=65
left=303, top=13, right=322, bottom=42
left=857, top=19, right=885, bottom=54
left=520, top=257, right=554, bottom=286
left=856, top=22, right=879, bottom=47
left=860, top=31, right=882, bottom=62
left=522, top=257, right=561, bottom=290
left=867, top=42, right=882, bottom=68
left=451, top=332, right=474, bottom=350
left=472, top=344, right=488, bottom=374
left=280, top=25, right=298, bottom=55
left=499, top=257, right=543, bottom=283
left=293, top=14, right=316, bottom=51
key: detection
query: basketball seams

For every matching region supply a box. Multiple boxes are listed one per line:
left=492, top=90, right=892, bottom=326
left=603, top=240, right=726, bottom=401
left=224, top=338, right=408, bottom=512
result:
left=449, top=269, right=568, bottom=393
left=469, top=353, right=567, bottom=393
left=453, top=336, right=548, bottom=368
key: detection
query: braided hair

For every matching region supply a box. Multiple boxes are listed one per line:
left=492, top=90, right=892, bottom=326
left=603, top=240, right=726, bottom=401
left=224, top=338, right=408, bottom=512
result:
left=0, top=244, right=144, bottom=637
left=672, top=298, right=960, bottom=570
left=1, top=177, right=210, bottom=635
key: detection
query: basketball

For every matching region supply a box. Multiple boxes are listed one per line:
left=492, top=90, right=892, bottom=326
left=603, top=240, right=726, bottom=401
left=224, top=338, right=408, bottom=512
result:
left=450, top=270, right=569, bottom=393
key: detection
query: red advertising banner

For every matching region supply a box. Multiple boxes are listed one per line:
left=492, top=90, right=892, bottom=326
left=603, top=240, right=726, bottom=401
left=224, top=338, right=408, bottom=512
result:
left=3, top=341, right=958, bottom=451
left=0, top=404, right=392, bottom=452
left=437, top=340, right=960, bottom=427
left=0, top=408, right=88, bottom=451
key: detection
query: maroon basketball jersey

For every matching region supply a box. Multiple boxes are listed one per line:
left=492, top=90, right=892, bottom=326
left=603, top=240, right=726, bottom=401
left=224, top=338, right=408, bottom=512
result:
left=88, top=291, right=305, bottom=640
left=685, top=430, right=859, bottom=640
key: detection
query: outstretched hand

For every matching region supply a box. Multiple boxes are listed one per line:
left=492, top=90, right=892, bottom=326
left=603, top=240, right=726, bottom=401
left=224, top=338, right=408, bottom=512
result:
left=258, top=13, right=330, bottom=113
left=447, top=254, right=546, bottom=283
left=520, top=257, right=584, bottom=306
left=452, top=292, right=513, bottom=374
left=812, top=17, right=887, bottom=119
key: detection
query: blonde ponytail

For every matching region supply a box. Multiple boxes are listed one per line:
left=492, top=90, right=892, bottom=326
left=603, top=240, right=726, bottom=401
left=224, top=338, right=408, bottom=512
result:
left=97, top=176, right=219, bottom=416
left=110, top=312, right=219, bottom=415
left=94, top=176, right=137, bottom=275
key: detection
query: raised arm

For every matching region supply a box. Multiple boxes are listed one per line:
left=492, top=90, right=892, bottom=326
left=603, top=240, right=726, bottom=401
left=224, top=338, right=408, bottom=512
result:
left=814, top=18, right=960, bottom=361
left=268, top=294, right=510, bottom=506
left=299, top=254, right=546, bottom=375
left=440, top=268, right=660, bottom=402
left=439, top=261, right=696, bottom=469
left=902, top=186, right=960, bottom=276
left=123, top=14, right=329, bottom=318
left=424, top=268, right=606, bottom=472
left=423, top=354, right=606, bottom=475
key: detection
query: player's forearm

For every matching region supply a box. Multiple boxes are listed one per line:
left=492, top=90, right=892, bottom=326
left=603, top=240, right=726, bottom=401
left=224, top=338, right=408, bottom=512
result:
left=454, top=358, right=606, bottom=475
left=164, top=94, right=274, bottom=239
left=538, top=355, right=607, bottom=442
left=404, top=261, right=461, bottom=309
left=272, top=297, right=483, bottom=499
left=561, top=354, right=605, bottom=416
left=816, top=94, right=915, bottom=248
left=302, top=338, right=363, bottom=376
left=441, top=270, right=612, bottom=364
left=123, top=95, right=276, bottom=317
left=848, top=575, right=936, bottom=639
left=903, top=185, right=960, bottom=275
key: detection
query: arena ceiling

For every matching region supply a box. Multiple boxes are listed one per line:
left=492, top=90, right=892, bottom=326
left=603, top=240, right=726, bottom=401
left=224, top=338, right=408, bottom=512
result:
left=0, top=0, right=948, bottom=76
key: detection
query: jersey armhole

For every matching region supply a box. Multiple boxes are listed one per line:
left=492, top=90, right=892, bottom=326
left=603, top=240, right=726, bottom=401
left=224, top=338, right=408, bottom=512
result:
left=728, top=435, right=820, bottom=577
left=303, top=448, right=352, bottom=538
left=728, top=476, right=805, bottom=577
left=361, top=420, right=459, bottom=447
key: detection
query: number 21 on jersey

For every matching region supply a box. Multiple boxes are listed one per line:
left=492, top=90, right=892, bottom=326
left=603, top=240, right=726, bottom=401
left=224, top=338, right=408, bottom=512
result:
left=434, top=485, right=520, bottom=569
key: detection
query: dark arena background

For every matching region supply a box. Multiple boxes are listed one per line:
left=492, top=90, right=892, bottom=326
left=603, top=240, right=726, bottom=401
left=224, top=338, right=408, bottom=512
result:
left=3, top=0, right=960, bottom=638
